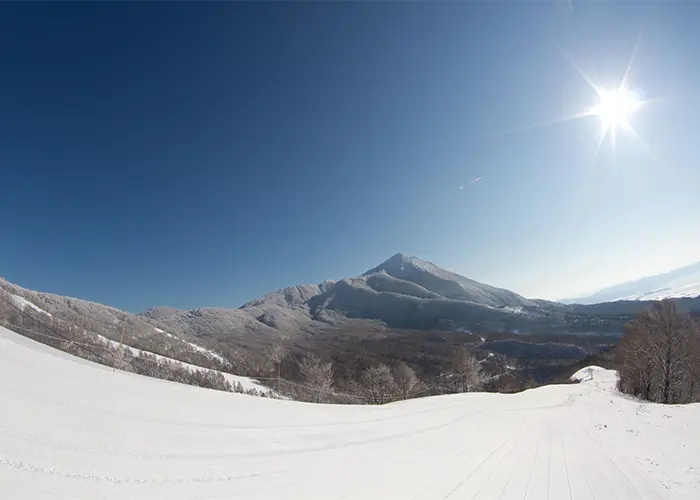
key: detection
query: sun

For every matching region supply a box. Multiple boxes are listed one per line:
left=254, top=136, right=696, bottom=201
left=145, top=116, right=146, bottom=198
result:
left=583, top=83, right=651, bottom=157
left=498, top=34, right=658, bottom=162
left=590, top=87, right=641, bottom=132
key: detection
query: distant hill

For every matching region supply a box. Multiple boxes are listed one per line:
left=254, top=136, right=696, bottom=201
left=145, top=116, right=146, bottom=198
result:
left=563, top=260, right=700, bottom=304
left=4, top=253, right=700, bottom=378
left=140, top=253, right=700, bottom=344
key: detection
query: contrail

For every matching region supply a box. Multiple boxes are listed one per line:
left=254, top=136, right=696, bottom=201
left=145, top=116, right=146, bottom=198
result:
left=459, top=177, right=482, bottom=190
left=555, top=0, right=574, bottom=15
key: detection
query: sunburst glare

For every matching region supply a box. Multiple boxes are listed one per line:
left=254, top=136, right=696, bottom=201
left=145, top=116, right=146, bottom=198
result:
left=503, top=34, right=655, bottom=163
left=591, top=88, right=640, bottom=131
left=587, top=85, right=646, bottom=157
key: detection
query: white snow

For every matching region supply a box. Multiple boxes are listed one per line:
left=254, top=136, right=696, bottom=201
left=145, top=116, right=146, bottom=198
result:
left=565, top=261, right=700, bottom=304
left=618, top=280, right=700, bottom=301
left=9, top=293, right=53, bottom=317
left=90, top=332, right=271, bottom=395
left=182, top=339, right=227, bottom=363
left=502, top=306, right=524, bottom=314
left=362, top=253, right=535, bottom=308
left=1, top=325, right=698, bottom=499
left=152, top=327, right=228, bottom=364
left=570, top=365, right=612, bottom=383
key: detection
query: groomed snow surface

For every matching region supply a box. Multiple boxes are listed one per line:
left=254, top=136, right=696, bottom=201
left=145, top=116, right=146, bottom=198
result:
left=1, top=326, right=698, bottom=500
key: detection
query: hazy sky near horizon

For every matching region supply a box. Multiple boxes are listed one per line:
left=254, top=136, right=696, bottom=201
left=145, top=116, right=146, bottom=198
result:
left=2, top=2, right=700, bottom=312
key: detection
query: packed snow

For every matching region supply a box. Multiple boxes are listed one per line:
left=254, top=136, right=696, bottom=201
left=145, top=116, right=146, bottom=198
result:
left=570, top=365, right=610, bottom=382
left=1, top=325, right=698, bottom=500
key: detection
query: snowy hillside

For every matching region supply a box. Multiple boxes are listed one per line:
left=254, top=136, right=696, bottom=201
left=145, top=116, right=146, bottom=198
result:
left=8, top=292, right=54, bottom=317
left=363, top=253, right=534, bottom=307
left=92, top=331, right=271, bottom=394
left=0, top=278, right=228, bottom=367
left=2, top=324, right=698, bottom=499
left=564, top=261, right=700, bottom=304
left=5, top=254, right=700, bottom=368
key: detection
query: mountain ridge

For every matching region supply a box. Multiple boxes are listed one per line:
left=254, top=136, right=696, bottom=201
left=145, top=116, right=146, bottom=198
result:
left=4, top=254, right=700, bottom=370
left=134, top=253, right=700, bottom=342
left=132, top=253, right=629, bottom=342
left=563, top=260, right=700, bottom=304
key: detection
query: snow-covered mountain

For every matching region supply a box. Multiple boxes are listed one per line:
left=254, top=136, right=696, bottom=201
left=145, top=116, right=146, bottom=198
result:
left=0, top=277, right=230, bottom=368
left=564, top=260, right=700, bottom=304
left=363, top=253, right=534, bottom=307
left=6, top=253, right=700, bottom=364
left=142, top=253, right=542, bottom=342
left=3, top=323, right=699, bottom=499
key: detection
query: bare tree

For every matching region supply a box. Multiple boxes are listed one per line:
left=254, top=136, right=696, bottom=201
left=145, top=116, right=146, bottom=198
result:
left=361, top=364, right=396, bottom=404
left=618, top=322, right=653, bottom=400
left=393, top=362, right=419, bottom=400
left=449, top=347, right=484, bottom=393
left=298, top=354, right=334, bottom=403
left=618, top=300, right=700, bottom=404
left=108, top=345, right=132, bottom=372
left=268, top=344, right=287, bottom=394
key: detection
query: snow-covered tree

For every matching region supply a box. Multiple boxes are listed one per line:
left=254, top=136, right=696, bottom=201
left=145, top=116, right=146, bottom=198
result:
left=449, top=347, right=484, bottom=393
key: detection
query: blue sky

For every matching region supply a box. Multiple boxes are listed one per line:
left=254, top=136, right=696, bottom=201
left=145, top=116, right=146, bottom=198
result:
left=2, top=2, right=700, bottom=312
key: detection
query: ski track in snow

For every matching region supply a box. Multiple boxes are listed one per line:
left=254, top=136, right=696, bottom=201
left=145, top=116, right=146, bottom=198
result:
left=1, top=326, right=699, bottom=500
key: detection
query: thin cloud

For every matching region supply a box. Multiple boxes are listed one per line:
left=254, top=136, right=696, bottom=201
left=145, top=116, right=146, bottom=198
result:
left=459, top=177, right=482, bottom=190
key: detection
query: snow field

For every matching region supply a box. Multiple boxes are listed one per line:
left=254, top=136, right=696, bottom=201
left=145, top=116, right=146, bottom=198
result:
left=1, top=325, right=698, bottom=499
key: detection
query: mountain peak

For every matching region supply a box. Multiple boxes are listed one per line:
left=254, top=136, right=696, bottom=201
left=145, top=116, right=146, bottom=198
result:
left=365, top=253, right=433, bottom=276
left=388, top=252, right=413, bottom=262
left=360, top=253, right=533, bottom=308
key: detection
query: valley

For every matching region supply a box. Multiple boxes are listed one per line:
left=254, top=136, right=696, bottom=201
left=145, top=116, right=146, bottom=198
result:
left=3, top=253, right=698, bottom=397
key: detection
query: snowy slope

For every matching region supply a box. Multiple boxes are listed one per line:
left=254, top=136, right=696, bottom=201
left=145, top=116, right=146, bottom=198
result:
left=565, top=261, right=700, bottom=304
left=2, top=325, right=698, bottom=499
left=92, top=332, right=271, bottom=394
left=570, top=365, right=611, bottom=382
left=1, top=278, right=229, bottom=364
left=153, top=327, right=228, bottom=364
left=8, top=293, right=53, bottom=317
left=363, top=253, right=534, bottom=307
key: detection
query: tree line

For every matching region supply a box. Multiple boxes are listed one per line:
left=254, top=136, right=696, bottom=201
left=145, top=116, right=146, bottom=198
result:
left=267, top=346, right=486, bottom=404
left=616, top=300, right=700, bottom=404
left=268, top=299, right=700, bottom=406
left=11, top=281, right=699, bottom=406
left=0, top=289, right=270, bottom=397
